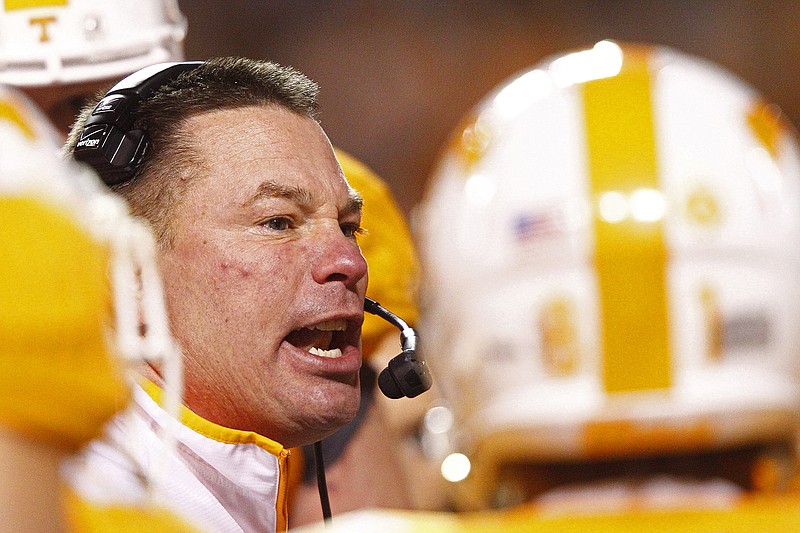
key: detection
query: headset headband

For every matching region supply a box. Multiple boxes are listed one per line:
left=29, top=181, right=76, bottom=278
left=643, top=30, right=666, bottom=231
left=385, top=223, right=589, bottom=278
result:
left=73, top=61, right=203, bottom=186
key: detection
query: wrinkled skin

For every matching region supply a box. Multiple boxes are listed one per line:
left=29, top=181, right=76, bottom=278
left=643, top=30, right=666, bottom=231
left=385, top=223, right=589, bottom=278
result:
left=155, top=105, right=368, bottom=448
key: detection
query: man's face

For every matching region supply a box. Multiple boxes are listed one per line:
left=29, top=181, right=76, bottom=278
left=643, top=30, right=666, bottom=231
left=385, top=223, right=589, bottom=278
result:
left=159, top=105, right=368, bottom=448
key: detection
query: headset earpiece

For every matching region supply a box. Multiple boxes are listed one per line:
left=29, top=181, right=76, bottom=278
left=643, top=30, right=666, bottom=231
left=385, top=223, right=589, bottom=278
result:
left=73, top=61, right=203, bottom=186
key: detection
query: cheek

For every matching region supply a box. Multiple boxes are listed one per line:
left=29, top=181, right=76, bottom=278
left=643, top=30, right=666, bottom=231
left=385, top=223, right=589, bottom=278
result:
left=211, top=245, right=304, bottom=312
left=218, top=259, right=253, bottom=278
left=162, top=236, right=307, bottom=319
left=171, top=237, right=257, bottom=284
left=216, top=245, right=290, bottom=285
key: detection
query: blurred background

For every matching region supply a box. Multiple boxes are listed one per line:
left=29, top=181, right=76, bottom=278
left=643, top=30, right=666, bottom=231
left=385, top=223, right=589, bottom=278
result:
left=179, top=0, right=800, bottom=216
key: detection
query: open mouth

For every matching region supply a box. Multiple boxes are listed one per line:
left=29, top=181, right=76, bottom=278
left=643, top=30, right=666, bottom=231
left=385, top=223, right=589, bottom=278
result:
left=285, top=319, right=348, bottom=358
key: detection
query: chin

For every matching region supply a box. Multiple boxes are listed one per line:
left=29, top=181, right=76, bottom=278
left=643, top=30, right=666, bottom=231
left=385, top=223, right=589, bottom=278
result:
left=302, top=389, right=361, bottom=441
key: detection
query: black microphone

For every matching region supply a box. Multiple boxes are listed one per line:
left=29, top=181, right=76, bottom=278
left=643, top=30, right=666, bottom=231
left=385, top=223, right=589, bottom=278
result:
left=313, top=299, right=432, bottom=523
left=364, top=297, right=432, bottom=399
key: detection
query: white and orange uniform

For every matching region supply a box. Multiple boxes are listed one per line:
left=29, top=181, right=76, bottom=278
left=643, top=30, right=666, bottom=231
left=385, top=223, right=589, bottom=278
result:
left=288, top=499, right=800, bottom=533
left=0, top=85, right=198, bottom=532
left=67, top=381, right=292, bottom=533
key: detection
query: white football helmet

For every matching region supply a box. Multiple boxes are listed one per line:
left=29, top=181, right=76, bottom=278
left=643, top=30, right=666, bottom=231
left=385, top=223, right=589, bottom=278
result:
left=0, top=0, right=186, bottom=87
left=0, top=84, right=182, bottom=485
left=417, top=41, right=800, bottom=509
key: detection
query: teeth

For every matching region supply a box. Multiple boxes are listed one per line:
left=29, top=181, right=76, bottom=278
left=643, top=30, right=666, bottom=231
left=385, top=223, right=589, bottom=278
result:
left=314, top=319, right=346, bottom=332
left=309, top=347, right=343, bottom=358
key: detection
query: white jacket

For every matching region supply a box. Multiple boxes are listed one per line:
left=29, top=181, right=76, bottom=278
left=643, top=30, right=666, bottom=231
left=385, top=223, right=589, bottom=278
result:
left=65, top=382, right=291, bottom=532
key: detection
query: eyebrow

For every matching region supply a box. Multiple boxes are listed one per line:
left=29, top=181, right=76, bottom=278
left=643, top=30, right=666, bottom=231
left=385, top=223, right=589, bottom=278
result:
left=346, top=188, right=364, bottom=216
left=244, top=179, right=363, bottom=216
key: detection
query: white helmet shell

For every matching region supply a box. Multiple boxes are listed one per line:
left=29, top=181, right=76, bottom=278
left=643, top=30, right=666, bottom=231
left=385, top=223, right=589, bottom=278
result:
left=417, top=41, right=800, bottom=507
left=0, top=0, right=186, bottom=87
left=0, top=83, right=183, bottom=492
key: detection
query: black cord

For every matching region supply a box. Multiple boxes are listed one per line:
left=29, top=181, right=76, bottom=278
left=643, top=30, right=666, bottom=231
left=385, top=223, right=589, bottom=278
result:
left=314, top=440, right=332, bottom=523
left=364, top=297, right=417, bottom=353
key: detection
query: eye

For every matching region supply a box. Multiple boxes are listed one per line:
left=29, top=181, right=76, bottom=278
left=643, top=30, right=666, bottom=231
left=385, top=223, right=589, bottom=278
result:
left=262, top=216, right=293, bottom=231
left=341, top=223, right=365, bottom=239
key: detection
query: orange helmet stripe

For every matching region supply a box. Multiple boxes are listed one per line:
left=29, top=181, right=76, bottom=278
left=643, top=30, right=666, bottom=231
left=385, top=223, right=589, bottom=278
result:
left=4, top=0, right=67, bottom=10
left=582, top=47, right=672, bottom=393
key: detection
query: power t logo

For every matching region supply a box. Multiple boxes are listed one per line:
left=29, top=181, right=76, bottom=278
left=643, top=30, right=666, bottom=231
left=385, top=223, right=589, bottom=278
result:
left=29, top=15, right=56, bottom=41
left=4, top=0, right=69, bottom=42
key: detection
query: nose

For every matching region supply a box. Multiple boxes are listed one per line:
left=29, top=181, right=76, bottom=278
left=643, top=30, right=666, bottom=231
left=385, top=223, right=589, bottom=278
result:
left=311, top=229, right=368, bottom=289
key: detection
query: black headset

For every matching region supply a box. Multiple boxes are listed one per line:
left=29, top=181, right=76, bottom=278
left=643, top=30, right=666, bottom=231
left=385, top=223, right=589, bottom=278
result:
left=72, top=60, right=433, bottom=401
left=73, top=61, right=203, bottom=186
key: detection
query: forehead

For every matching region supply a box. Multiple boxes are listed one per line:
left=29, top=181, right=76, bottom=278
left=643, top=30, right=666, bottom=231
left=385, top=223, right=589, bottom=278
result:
left=180, top=105, right=353, bottom=205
